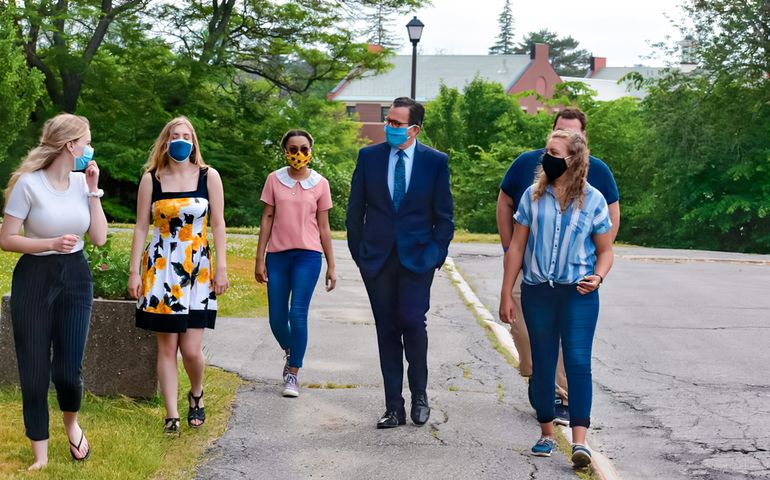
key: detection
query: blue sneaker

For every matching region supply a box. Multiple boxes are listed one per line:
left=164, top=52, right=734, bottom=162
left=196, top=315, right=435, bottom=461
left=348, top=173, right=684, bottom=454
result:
left=554, top=398, right=570, bottom=426
left=531, top=436, right=555, bottom=457
left=571, top=444, right=592, bottom=468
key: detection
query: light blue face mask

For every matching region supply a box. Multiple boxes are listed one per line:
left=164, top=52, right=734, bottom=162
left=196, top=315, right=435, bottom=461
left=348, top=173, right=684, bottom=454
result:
left=384, top=124, right=415, bottom=148
left=168, top=139, right=193, bottom=162
left=74, top=145, right=94, bottom=171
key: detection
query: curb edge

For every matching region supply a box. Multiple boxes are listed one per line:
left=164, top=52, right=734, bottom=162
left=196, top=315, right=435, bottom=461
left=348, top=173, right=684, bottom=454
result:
left=443, top=257, right=622, bottom=480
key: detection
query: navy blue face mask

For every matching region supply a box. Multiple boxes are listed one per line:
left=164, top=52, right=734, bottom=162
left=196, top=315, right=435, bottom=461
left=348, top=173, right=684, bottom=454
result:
left=168, top=139, right=193, bottom=162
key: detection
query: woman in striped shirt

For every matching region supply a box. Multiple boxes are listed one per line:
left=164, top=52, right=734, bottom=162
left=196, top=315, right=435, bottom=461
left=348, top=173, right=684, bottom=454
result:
left=499, top=129, right=613, bottom=468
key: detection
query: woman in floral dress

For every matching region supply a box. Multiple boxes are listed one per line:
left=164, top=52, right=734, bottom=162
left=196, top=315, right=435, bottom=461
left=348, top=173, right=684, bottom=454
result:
left=128, top=117, right=229, bottom=436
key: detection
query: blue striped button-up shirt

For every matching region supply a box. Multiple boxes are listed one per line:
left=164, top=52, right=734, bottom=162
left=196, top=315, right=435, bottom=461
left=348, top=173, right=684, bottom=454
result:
left=514, top=184, right=612, bottom=286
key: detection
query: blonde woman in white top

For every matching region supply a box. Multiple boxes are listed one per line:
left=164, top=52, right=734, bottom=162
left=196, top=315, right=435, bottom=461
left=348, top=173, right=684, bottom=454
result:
left=0, top=113, right=107, bottom=469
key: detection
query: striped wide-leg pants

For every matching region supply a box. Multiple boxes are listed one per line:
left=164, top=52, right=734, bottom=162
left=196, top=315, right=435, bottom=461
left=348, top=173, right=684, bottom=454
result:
left=11, top=251, right=93, bottom=441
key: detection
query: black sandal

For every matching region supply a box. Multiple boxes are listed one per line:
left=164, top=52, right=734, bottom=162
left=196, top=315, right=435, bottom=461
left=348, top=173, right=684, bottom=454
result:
left=188, top=390, right=206, bottom=428
left=163, top=417, right=181, bottom=437
left=69, top=430, right=91, bottom=462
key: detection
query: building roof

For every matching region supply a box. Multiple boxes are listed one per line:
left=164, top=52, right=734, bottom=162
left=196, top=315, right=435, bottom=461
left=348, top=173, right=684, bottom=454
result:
left=589, top=66, right=665, bottom=81
left=329, top=55, right=532, bottom=103
left=560, top=76, right=646, bottom=101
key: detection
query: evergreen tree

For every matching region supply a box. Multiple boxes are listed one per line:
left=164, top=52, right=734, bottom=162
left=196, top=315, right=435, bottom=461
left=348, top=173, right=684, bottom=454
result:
left=489, top=0, right=515, bottom=55
left=514, top=29, right=591, bottom=76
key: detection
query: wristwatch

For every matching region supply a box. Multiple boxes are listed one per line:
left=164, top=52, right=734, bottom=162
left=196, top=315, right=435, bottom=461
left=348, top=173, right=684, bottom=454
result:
left=87, top=189, right=104, bottom=198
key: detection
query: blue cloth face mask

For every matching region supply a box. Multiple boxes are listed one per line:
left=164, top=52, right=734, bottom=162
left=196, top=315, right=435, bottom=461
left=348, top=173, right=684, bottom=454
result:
left=74, top=145, right=94, bottom=171
left=384, top=124, right=414, bottom=148
left=168, top=139, right=194, bottom=162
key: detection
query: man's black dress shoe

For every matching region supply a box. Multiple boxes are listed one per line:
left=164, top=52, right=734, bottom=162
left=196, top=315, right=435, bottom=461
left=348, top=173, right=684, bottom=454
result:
left=411, top=394, right=430, bottom=425
left=377, top=409, right=406, bottom=429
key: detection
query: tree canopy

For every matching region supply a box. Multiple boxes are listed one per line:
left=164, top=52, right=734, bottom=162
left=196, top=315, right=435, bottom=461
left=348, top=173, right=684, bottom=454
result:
left=514, top=29, right=591, bottom=77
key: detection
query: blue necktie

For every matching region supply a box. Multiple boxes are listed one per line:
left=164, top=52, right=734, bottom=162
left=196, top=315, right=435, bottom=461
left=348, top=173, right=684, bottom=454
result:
left=393, top=150, right=406, bottom=210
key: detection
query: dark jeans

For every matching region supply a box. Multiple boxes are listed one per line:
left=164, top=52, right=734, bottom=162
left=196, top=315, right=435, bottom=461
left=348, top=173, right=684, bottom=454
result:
left=521, top=282, right=599, bottom=428
left=266, top=249, right=322, bottom=369
left=362, top=248, right=434, bottom=412
left=11, top=252, right=93, bottom=441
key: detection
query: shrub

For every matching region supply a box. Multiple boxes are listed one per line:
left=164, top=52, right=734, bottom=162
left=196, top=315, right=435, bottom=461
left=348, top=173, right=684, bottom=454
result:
left=83, top=233, right=132, bottom=300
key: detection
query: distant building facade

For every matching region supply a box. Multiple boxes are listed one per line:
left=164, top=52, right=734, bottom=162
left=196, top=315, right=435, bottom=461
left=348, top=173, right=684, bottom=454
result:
left=330, top=42, right=693, bottom=143
left=329, top=44, right=560, bottom=143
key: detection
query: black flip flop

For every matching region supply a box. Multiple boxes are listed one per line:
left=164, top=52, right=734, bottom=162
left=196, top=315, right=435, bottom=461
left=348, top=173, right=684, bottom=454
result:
left=69, top=430, right=91, bottom=462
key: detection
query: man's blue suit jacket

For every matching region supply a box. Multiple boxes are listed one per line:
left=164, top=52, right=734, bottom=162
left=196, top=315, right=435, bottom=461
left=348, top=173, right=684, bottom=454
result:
left=346, top=141, right=454, bottom=279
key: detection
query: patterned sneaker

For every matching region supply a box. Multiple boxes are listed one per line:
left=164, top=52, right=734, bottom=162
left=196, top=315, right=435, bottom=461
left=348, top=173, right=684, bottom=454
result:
left=571, top=444, right=592, bottom=468
left=531, top=436, right=555, bottom=457
left=282, top=352, right=290, bottom=381
left=554, top=398, right=570, bottom=426
left=282, top=373, right=299, bottom=397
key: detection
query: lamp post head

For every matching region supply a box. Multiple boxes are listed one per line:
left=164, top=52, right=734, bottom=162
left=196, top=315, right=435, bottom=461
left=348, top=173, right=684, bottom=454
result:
left=406, top=16, right=424, bottom=45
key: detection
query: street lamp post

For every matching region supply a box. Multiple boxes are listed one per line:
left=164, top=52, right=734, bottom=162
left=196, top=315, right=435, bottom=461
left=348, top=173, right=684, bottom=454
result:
left=406, top=16, right=424, bottom=100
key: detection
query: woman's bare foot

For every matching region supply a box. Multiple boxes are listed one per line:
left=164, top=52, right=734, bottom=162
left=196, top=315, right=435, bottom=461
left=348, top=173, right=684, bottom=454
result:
left=28, top=439, right=48, bottom=470
left=27, top=460, right=47, bottom=471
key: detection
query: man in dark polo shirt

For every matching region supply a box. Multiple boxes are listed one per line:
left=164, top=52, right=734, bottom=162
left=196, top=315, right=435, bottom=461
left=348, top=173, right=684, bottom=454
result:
left=496, top=107, right=620, bottom=426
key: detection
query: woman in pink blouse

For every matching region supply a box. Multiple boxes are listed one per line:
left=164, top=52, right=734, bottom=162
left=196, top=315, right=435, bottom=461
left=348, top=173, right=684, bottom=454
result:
left=255, top=130, right=336, bottom=397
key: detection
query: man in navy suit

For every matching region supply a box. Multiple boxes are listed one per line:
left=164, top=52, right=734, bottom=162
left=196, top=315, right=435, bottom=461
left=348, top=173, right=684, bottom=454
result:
left=346, top=97, right=454, bottom=429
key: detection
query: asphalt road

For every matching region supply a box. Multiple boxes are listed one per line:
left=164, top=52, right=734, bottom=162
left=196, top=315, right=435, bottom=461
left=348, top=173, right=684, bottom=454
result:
left=198, top=240, right=581, bottom=480
left=449, top=242, right=770, bottom=480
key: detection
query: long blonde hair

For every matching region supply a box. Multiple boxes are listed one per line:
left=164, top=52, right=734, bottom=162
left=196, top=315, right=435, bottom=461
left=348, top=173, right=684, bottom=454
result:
left=4, top=113, right=90, bottom=202
left=532, top=129, right=589, bottom=211
left=143, top=116, right=206, bottom=175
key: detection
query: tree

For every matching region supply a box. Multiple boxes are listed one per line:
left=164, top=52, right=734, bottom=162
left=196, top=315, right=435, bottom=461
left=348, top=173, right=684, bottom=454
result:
left=9, top=0, right=148, bottom=113
left=514, top=29, right=590, bottom=76
left=156, top=0, right=426, bottom=94
left=622, top=0, right=770, bottom=251
left=0, top=6, right=44, bottom=163
left=423, top=78, right=552, bottom=233
left=0, top=0, right=425, bottom=225
left=489, top=0, right=515, bottom=55
left=678, top=0, right=770, bottom=82
left=350, top=0, right=426, bottom=50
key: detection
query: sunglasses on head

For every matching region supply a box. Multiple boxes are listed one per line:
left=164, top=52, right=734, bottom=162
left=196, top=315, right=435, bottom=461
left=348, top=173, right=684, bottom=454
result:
left=287, top=145, right=311, bottom=155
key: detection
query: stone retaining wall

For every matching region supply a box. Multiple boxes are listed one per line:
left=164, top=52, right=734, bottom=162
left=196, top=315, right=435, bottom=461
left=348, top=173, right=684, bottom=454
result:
left=0, top=295, right=158, bottom=398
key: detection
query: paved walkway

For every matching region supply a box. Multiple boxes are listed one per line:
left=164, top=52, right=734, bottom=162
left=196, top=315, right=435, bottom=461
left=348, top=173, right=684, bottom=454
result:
left=197, top=240, right=579, bottom=479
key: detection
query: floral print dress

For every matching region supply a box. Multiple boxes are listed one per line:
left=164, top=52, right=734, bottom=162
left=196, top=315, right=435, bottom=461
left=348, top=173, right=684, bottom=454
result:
left=135, top=168, right=217, bottom=332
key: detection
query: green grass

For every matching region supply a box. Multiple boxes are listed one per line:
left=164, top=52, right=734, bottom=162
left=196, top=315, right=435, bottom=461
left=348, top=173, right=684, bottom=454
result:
left=0, top=250, right=20, bottom=297
left=305, top=382, right=358, bottom=389
left=0, top=364, right=241, bottom=479
left=452, top=229, right=499, bottom=244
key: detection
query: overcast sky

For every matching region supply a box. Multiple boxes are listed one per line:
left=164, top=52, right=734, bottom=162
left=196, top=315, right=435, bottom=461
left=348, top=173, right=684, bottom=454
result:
left=392, top=0, right=686, bottom=67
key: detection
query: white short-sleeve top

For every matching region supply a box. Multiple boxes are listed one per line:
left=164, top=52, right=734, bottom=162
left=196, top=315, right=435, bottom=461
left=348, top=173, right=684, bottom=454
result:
left=4, top=171, right=91, bottom=255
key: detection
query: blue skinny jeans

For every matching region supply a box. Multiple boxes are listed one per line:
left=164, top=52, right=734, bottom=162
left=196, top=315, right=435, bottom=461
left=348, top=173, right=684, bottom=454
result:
left=266, top=249, right=322, bottom=369
left=521, top=282, right=599, bottom=428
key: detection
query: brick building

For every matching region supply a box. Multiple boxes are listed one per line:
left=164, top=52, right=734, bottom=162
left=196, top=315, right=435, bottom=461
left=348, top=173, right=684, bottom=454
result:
left=329, top=44, right=689, bottom=144
left=328, top=44, right=560, bottom=143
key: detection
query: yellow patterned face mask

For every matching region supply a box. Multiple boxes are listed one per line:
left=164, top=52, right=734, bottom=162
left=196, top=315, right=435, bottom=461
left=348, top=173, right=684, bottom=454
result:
left=285, top=150, right=312, bottom=170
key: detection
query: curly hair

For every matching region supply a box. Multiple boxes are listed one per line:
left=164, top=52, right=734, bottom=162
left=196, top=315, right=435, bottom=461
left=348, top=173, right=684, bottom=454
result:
left=532, top=129, right=589, bottom=211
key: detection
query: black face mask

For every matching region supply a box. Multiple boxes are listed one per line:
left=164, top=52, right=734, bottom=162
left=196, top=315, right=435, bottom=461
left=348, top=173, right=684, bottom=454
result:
left=542, top=152, right=568, bottom=180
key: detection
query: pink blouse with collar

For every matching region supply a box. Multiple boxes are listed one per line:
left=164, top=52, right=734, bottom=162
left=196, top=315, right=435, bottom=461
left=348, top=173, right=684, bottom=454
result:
left=260, top=167, right=333, bottom=253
